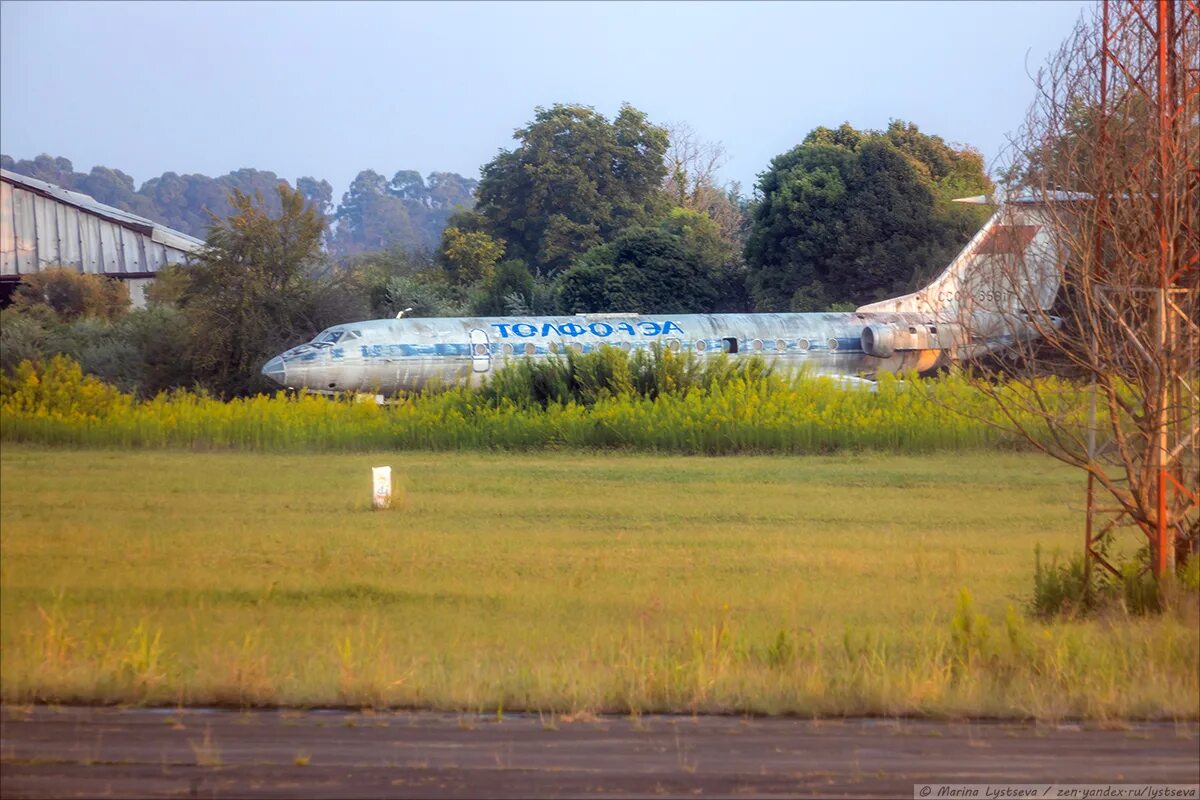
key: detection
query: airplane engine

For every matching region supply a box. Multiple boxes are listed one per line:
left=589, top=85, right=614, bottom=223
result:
left=861, top=323, right=898, bottom=358
left=863, top=321, right=970, bottom=359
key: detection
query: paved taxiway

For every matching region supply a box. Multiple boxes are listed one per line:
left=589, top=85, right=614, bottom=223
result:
left=2, top=706, right=1197, bottom=798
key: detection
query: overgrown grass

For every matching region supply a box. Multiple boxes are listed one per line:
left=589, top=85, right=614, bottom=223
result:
left=0, top=354, right=1082, bottom=454
left=1, top=447, right=1194, bottom=718
left=1030, top=545, right=1200, bottom=619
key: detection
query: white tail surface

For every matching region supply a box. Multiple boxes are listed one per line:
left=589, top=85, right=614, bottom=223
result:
left=857, top=201, right=1062, bottom=321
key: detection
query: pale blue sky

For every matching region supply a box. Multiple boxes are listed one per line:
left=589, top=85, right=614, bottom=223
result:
left=1, top=0, right=1087, bottom=200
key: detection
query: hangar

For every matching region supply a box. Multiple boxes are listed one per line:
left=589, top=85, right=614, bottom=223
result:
left=0, top=168, right=204, bottom=307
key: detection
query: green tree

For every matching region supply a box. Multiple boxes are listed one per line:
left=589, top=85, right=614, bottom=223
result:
left=744, top=121, right=992, bottom=311
left=373, top=275, right=463, bottom=319
left=138, top=168, right=289, bottom=237
left=180, top=185, right=336, bottom=397
left=388, top=170, right=427, bottom=202
left=558, top=223, right=735, bottom=315
left=659, top=207, right=734, bottom=272
left=334, top=170, right=417, bottom=255
left=661, top=122, right=748, bottom=259
left=426, top=171, right=477, bottom=209
left=472, top=103, right=669, bottom=275
left=296, top=176, right=333, bottom=218
left=438, top=226, right=505, bottom=286
left=472, top=259, right=537, bottom=316
left=874, top=120, right=992, bottom=243
left=333, top=169, right=478, bottom=256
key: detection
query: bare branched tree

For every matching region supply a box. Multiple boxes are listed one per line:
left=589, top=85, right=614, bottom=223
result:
left=958, top=0, right=1199, bottom=580
left=662, top=122, right=747, bottom=248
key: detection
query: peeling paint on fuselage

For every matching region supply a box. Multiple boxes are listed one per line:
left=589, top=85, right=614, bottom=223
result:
left=262, top=312, right=961, bottom=395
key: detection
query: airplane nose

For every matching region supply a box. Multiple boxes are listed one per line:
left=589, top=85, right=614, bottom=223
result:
left=261, top=356, right=287, bottom=386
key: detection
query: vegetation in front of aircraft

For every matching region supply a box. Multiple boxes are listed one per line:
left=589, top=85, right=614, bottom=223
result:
left=2, top=446, right=1195, bottom=716
left=1, top=350, right=1089, bottom=454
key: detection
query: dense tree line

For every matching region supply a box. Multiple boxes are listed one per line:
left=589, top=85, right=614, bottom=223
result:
left=745, top=121, right=992, bottom=311
left=0, top=153, right=476, bottom=258
left=426, top=108, right=989, bottom=318
left=424, top=103, right=751, bottom=317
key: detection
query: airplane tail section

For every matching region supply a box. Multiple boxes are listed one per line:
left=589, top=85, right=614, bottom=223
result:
left=856, top=198, right=1062, bottom=321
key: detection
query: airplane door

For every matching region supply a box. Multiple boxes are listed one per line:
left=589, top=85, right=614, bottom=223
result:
left=469, top=328, right=491, bottom=373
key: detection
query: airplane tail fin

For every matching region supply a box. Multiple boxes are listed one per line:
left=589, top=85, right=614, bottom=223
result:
left=856, top=197, right=1062, bottom=321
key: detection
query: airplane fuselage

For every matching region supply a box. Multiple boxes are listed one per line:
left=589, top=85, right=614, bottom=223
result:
left=262, top=201, right=1061, bottom=395
left=261, top=311, right=963, bottom=395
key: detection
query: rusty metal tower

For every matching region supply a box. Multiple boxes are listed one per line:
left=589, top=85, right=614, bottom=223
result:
left=1084, top=0, right=1199, bottom=583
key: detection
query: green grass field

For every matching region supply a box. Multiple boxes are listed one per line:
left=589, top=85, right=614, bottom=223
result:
left=1, top=446, right=1195, bottom=719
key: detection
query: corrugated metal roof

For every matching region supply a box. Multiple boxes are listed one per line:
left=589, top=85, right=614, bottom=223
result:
left=0, top=168, right=206, bottom=255
left=1, top=166, right=211, bottom=311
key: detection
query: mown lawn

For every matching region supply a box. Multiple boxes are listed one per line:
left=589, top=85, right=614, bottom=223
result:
left=1, top=446, right=1195, bottom=718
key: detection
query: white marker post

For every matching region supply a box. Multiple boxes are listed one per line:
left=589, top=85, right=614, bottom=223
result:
left=372, top=466, right=392, bottom=510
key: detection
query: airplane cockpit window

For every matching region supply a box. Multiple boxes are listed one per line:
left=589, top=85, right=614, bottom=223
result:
left=312, top=329, right=344, bottom=347
left=341, top=330, right=362, bottom=342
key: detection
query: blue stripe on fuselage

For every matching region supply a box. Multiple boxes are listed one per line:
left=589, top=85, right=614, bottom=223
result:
left=279, top=337, right=867, bottom=363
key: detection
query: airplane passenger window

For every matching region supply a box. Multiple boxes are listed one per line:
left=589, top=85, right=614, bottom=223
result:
left=473, top=343, right=488, bottom=356
left=620, top=341, right=632, bottom=351
left=524, top=343, right=536, bottom=356
left=798, top=338, right=811, bottom=351
left=695, top=340, right=707, bottom=352
left=668, top=339, right=681, bottom=352
left=775, top=339, right=787, bottom=351
left=827, top=338, right=840, bottom=351
left=570, top=342, right=583, bottom=353
left=502, top=343, right=514, bottom=355
left=752, top=339, right=764, bottom=351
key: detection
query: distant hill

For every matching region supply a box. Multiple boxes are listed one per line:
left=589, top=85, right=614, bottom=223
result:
left=0, top=153, right=477, bottom=258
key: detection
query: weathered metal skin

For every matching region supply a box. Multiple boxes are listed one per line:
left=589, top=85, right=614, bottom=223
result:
left=260, top=311, right=968, bottom=395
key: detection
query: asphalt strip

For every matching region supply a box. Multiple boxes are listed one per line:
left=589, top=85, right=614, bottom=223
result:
left=1, top=706, right=1198, bottom=798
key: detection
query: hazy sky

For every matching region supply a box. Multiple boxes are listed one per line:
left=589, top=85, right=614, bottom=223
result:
left=1, top=0, right=1087, bottom=201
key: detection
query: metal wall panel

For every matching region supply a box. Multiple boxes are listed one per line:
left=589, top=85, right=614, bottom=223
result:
left=120, top=227, right=144, bottom=273
left=164, top=246, right=189, bottom=265
left=32, top=193, right=59, bottom=267
left=79, top=213, right=102, bottom=273
left=125, top=277, right=153, bottom=308
left=12, top=188, right=36, bottom=274
left=97, top=219, right=120, bottom=273
left=57, top=205, right=82, bottom=268
left=144, top=240, right=166, bottom=271
left=0, top=181, right=14, bottom=276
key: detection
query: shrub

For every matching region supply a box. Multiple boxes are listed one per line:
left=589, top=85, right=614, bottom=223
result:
left=1030, top=544, right=1199, bottom=618
left=1030, top=546, right=1098, bottom=619
left=0, top=308, right=49, bottom=374
left=46, top=316, right=144, bottom=394
left=0, top=354, right=128, bottom=419
left=480, top=345, right=774, bottom=409
left=122, top=306, right=196, bottom=396
left=12, top=267, right=130, bottom=321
